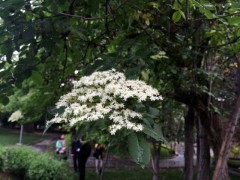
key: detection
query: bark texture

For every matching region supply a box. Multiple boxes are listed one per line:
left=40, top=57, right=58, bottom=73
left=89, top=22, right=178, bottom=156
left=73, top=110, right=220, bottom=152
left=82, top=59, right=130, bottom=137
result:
left=184, top=106, right=195, bottom=180
left=151, top=142, right=161, bottom=180
left=197, top=120, right=210, bottom=180
left=213, top=96, right=240, bottom=180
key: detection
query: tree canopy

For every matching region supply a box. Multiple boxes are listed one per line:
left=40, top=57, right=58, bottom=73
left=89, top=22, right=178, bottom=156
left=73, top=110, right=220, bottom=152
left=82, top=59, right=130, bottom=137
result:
left=1, top=0, right=240, bottom=179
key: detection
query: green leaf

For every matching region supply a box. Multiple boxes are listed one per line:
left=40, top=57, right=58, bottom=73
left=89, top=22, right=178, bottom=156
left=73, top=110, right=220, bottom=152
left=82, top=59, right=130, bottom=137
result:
left=128, top=133, right=140, bottom=162
left=203, top=9, right=215, bottom=19
left=0, top=95, right=9, bottom=105
left=237, top=29, right=240, bottom=37
left=22, top=27, right=35, bottom=40
left=6, top=48, right=14, bottom=63
left=127, top=133, right=151, bottom=165
left=0, top=62, right=5, bottom=69
left=191, top=0, right=215, bottom=19
left=48, top=106, right=65, bottom=115
left=138, top=135, right=151, bottom=165
left=179, top=10, right=186, bottom=20
left=31, top=71, right=43, bottom=85
left=70, top=27, right=88, bottom=41
left=141, top=70, right=149, bottom=81
left=149, top=107, right=159, bottom=116
left=172, top=11, right=182, bottom=23
left=227, top=17, right=240, bottom=26
left=142, top=125, right=165, bottom=142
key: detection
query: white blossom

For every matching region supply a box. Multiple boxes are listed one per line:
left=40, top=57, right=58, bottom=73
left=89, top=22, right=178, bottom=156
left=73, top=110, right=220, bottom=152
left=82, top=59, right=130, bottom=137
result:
left=8, top=110, right=23, bottom=122
left=48, top=69, right=162, bottom=134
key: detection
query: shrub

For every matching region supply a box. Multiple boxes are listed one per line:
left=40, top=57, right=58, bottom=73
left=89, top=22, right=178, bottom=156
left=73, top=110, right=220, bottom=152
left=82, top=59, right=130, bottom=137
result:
left=26, top=153, right=70, bottom=180
left=4, top=146, right=37, bottom=177
left=1, top=146, right=71, bottom=180
left=0, top=146, right=5, bottom=172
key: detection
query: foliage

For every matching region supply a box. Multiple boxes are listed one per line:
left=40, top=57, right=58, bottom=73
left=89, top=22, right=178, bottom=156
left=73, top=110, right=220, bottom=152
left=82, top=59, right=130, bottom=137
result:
left=229, top=145, right=240, bottom=159
left=0, top=0, right=239, bottom=128
left=48, top=69, right=163, bottom=165
left=0, top=146, right=70, bottom=180
left=0, top=146, right=4, bottom=172
left=25, top=153, right=69, bottom=180
left=4, top=146, right=35, bottom=177
left=1, top=0, right=240, bottom=178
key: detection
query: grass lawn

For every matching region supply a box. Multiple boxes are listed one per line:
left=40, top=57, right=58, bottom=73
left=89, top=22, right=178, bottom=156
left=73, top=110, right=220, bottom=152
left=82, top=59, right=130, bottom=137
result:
left=1, top=167, right=239, bottom=180
left=71, top=168, right=240, bottom=180
left=0, top=128, right=49, bottom=146
left=72, top=168, right=175, bottom=180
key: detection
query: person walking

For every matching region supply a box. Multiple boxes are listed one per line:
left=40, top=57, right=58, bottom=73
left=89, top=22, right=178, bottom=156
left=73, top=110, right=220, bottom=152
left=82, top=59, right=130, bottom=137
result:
left=71, top=136, right=91, bottom=180
left=93, top=144, right=105, bottom=175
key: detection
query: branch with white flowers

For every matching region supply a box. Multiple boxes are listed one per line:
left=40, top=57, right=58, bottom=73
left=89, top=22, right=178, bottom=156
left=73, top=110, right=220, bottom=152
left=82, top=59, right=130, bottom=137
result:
left=48, top=69, right=162, bottom=135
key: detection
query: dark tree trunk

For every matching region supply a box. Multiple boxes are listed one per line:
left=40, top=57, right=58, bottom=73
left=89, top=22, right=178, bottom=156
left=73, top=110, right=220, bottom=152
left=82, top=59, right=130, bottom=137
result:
left=23, top=123, right=35, bottom=133
left=174, top=91, right=228, bottom=178
left=213, top=96, right=240, bottom=180
left=196, top=116, right=200, bottom=170
left=184, top=106, right=195, bottom=180
left=151, top=142, right=161, bottom=180
left=213, top=65, right=240, bottom=180
left=197, top=120, right=210, bottom=180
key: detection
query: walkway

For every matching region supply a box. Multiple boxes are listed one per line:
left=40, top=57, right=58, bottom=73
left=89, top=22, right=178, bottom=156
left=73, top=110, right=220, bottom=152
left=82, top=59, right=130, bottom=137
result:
left=30, top=138, right=188, bottom=168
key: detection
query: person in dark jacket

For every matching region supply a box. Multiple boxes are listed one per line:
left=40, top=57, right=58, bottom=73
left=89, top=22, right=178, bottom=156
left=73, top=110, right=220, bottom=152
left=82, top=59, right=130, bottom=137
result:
left=71, top=136, right=91, bottom=180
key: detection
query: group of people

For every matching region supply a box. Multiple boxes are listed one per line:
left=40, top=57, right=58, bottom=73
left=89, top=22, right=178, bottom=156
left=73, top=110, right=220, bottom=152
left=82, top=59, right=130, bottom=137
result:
left=55, top=133, right=105, bottom=180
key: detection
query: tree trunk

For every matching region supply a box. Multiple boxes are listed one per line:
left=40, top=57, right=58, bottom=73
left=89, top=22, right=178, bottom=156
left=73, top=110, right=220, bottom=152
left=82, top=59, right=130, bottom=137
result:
left=151, top=142, right=161, bottom=180
left=213, top=63, right=240, bottom=180
left=23, top=123, right=35, bottom=133
left=184, top=106, right=194, bottom=180
left=197, top=120, right=210, bottom=180
left=213, top=96, right=240, bottom=180
left=196, top=116, right=200, bottom=170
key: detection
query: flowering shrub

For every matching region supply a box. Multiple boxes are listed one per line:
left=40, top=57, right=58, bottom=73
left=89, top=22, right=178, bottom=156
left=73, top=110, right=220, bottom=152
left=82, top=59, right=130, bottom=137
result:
left=48, top=69, right=162, bottom=135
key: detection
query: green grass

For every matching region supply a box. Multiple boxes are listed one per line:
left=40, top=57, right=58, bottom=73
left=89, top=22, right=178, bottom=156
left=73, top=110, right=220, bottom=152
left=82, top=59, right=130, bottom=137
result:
left=1, top=167, right=239, bottom=180
left=0, top=128, right=48, bottom=146
left=71, top=168, right=240, bottom=180
left=72, top=168, right=174, bottom=180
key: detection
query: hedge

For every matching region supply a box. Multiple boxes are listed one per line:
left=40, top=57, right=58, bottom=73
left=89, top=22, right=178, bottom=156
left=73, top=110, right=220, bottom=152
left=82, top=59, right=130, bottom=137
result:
left=0, top=146, right=71, bottom=180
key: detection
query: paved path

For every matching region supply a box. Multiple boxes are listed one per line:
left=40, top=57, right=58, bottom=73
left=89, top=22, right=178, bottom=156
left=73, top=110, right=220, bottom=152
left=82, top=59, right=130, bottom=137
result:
left=30, top=139, right=190, bottom=168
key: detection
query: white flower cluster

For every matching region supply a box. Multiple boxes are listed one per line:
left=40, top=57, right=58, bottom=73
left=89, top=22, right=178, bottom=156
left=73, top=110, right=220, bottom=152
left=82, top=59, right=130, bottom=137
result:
left=48, top=69, right=162, bottom=135
left=8, top=110, right=23, bottom=122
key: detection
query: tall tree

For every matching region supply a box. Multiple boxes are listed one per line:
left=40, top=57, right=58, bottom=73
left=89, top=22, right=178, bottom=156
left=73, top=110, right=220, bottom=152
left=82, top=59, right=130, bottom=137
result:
left=1, top=0, right=240, bottom=178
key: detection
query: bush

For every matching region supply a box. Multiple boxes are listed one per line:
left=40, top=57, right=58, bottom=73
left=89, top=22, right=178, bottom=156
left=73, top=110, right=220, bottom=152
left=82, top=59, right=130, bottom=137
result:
left=4, top=146, right=37, bottom=177
left=0, top=146, right=5, bottom=172
left=26, top=153, right=69, bottom=180
left=0, top=146, right=71, bottom=180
